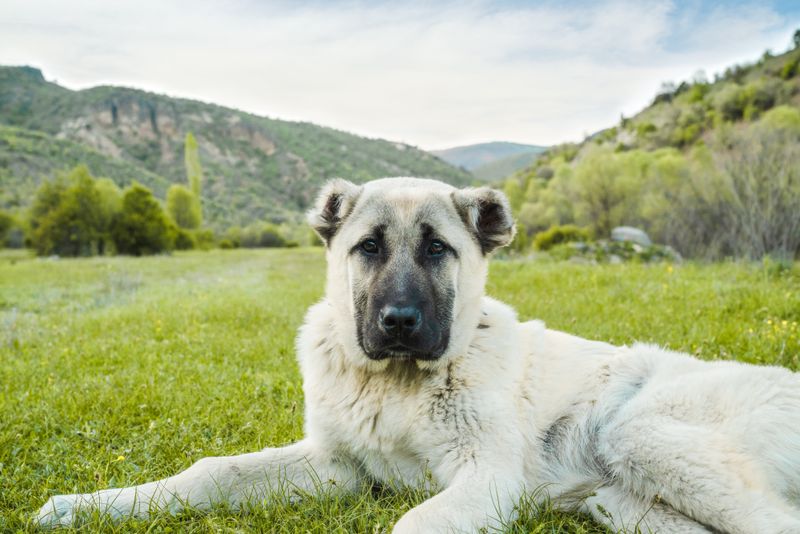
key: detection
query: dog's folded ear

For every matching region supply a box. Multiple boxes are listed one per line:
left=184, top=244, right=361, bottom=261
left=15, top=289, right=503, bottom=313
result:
left=308, top=179, right=363, bottom=245
left=452, top=187, right=516, bottom=254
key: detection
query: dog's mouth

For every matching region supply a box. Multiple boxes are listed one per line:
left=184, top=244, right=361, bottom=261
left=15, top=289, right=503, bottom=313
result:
left=366, top=343, right=443, bottom=361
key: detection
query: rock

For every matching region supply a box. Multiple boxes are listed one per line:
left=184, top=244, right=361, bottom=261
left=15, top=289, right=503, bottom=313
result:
left=611, top=226, right=652, bottom=247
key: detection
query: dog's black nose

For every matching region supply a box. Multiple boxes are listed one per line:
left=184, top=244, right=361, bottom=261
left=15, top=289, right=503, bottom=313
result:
left=379, top=305, right=422, bottom=336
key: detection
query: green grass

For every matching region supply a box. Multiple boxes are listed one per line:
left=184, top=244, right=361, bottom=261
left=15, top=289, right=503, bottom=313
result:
left=1, top=249, right=799, bottom=532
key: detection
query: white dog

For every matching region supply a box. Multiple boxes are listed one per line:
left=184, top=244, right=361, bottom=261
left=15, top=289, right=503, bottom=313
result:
left=38, top=178, right=800, bottom=533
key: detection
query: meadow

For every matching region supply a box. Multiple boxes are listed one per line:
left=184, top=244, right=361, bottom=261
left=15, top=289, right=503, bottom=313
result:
left=1, top=248, right=799, bottom=532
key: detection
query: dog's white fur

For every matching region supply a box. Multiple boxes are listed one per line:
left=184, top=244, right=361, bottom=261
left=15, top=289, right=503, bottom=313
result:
left=38, top=178, right=800, bottom=533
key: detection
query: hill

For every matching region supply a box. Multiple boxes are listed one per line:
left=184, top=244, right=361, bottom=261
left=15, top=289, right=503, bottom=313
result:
left=471, top=150, right=545, bottom=182
left=432, top=141, right=546, bottom=172
left=503, top=35, right=800, bottom=259
left=0, top=124, right=172, bottom=210
left=0, top=66, right=471, bottom=228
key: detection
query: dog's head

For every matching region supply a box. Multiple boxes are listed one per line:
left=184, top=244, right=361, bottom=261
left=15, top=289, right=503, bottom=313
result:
left=308, top=177, right=515, bottom=370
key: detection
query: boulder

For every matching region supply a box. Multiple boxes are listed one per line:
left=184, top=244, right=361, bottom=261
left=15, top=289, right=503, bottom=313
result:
left=611, top=226, right=652, bottom=247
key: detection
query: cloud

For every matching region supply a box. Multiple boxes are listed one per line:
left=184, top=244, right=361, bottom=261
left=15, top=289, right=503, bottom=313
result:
left=0, top=0, right=798, bottom=148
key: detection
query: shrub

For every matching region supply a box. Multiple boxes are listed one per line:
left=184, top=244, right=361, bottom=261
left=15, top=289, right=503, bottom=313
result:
left=193, top=229, right=215, bottom=250
left=111, top=183, right=174, bottom=255
left=0, top=211, right=13, bottom=246
left=173, top=227, right=197, bottom=250
left=636, top=122, right=657, bottom=138
left=666, top=125, right=800, bottom=259
left=533, top=225, right=591, bottom=251
left=687, top=83, right=710, bottom=103
left=166, top=184, right=201, bottom=230
left=760, top=106, right=800, bottom=132
left=780, top=58, right=798, bottom=80
left=715, top=84, right=746, bottom=121
left=240, top=222, right=287, bottom=248
left=28, top=166, right=106, bottom=256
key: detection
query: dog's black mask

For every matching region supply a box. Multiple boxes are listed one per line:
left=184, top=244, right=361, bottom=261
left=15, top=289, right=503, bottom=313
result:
left=352, top=228, right=454, bottom=361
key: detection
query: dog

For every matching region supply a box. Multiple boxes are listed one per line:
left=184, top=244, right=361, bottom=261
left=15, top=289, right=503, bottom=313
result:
left=38, top=177, right=800, bottom=533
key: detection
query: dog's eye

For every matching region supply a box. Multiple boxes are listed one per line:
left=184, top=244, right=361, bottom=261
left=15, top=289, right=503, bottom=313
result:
left=427, top=240, right=446, bottom=257
left=360, top=239, right=379, bottom=255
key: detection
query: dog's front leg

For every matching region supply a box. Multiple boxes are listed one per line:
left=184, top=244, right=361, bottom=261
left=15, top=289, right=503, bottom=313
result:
left=393, top=464, right=524, bottom=534
left=37, top=438, right=359, bottom=528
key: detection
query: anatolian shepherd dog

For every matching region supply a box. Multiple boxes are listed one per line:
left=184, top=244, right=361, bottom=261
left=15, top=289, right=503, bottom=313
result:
left=39, top=178, right=800, bottom=533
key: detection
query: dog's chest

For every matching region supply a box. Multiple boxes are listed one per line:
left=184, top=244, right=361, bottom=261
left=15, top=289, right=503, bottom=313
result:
left=307, top=360, right=480, bottom=485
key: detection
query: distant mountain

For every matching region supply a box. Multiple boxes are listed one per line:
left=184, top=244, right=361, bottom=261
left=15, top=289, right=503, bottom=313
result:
left=0, top=66, right=472, bottom=228
left=471, top=150, right=544, bottom=182
left=432, top=142, right=547, bottom=173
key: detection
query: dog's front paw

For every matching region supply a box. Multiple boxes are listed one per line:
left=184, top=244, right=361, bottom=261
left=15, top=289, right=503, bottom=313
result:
left=36, top=494, right=83, bottom=528
left=393, top=508, right=460, bottom=534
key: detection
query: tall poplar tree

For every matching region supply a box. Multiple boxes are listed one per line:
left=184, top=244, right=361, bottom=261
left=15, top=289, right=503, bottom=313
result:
left=184, top=132, right=203, bottom=225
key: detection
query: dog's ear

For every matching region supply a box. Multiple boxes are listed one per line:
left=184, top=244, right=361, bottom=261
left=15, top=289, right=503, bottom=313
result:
left=308, top=179, right=362, bottom=245
left=452, top=186, right=516, bottom=254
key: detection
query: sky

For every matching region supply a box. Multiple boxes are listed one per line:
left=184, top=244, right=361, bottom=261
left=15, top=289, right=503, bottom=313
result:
left=1, top=0, right=799, bottom=150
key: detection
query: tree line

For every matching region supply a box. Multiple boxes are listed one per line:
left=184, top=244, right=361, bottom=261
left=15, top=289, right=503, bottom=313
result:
left=0, top=133, right=299, bottom=256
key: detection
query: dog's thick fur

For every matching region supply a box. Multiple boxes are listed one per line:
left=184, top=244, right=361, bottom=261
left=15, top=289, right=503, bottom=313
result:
left=38, top=178, right=800, bottom=533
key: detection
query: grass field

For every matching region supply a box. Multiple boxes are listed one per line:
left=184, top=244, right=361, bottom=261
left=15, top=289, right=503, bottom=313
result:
left=1, top=248, right=799, bottom=532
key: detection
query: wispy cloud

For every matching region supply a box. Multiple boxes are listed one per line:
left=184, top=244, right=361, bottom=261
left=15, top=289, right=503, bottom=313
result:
left=0, top=0, right=798, bottom=148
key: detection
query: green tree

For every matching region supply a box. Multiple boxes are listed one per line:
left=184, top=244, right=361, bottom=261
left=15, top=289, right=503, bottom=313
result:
left=184, top=132, right=203, bottom=225
left=111, top=182, right=174, bottom=255
left=503, top=179, right=524, bottom=213
left=571, top=149, right=646, bottom=237
left=0, top=211, right=14, bottom=246
left=94, top=178, right=123, bottom=254
left=166, top=184, right=201, bottom=229
left=28, top=166, right=105, bottom=256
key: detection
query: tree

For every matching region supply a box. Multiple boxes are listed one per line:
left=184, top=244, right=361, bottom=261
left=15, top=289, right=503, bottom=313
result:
left=94, top=178, right=123, bottom=254
left=184, top=132, right=203, bottom=225
left=659, top=125, right=800, bottom=260
left=794, top=28, right=800, bottom=49
left=28, top=166, right=105, bottom=256
left=166, top=184, right=201, bottom=229
left=0, top=210, right=14, bottom=246
left=111, top=183, right=174, bottom=255
left=570, top=149, right=646, bottom=237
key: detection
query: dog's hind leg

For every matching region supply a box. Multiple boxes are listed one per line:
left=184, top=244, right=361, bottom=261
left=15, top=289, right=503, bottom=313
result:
left=601, top=417, right=800, bottom=534
left=583, top=484, right=711, bottom=533
left=36, top=438, right=361, bottom=528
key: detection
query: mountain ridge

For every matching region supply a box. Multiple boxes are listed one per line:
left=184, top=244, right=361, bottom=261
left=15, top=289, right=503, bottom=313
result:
left=432, top=141, right=547, bottom=171
left=0, top=66, right=472, bottom=228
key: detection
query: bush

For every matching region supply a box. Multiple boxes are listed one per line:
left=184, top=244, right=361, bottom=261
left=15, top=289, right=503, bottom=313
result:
left=636, top=122, right=657, bottom=138
left=28, top=166, right=106, bottom=256
left=111, top=183, right=174, bottom=255
left=173, top=227, right=197, bottom=250
left=546, top=240, right=681, bottom=263
left=780, top=58, right=798, bottom=80
left=533, top=225, right=591, bottom=251
left=166, top=184, right=201, bottom=230
left=715, top=84, right=746, bottom=121
left=240, top=222, right=287, bottom=248
left=193, top=229, right=215, bottom=250
left=666, top=125, right=800, bottom=259
left=760, top=106, right=800, bottom=132
left=0, top=211, right=13, bottom=246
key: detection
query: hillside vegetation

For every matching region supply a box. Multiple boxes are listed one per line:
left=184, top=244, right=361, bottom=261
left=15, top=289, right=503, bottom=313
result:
left=0, top=66, right=471, bottom=229
left=505, top=32, right=800, bottom=260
